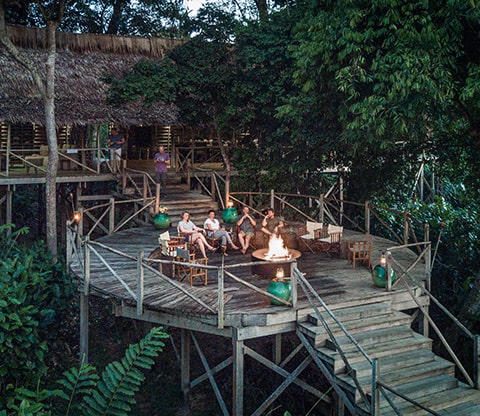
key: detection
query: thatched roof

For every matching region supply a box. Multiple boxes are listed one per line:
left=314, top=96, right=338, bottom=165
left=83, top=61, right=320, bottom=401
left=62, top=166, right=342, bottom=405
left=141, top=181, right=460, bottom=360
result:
left=0, top=25, right=186, bottom=127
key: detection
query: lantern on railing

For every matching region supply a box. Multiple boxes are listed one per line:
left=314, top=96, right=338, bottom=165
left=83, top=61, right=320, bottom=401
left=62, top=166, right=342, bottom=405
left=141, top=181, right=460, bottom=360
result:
left=72, top=211, right=81, bottom=224
left=267, top=267, right=291, bottom=305
left=372, top=252, right=396, bottom=288
left=222, top=201, right=238, bottom=224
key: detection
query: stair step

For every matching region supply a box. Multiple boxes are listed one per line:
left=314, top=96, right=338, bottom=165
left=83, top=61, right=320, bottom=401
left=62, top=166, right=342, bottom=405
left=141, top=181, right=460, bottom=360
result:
left=307, top=301, right=392, bottom=326
left=299, top=310, right=412, bottom=348
left=325, top=324, right=414, bottom=351
left=381, top=384, right=480, bottom=415
left=316, top=332, right=433, bottom=374
left=438, top=400, right=480, bottom=415
left=349, top=349, right=436, bottom=380
left=378, top=374, right=458, bottom=408
left=338, top=355, right=455, bottom=401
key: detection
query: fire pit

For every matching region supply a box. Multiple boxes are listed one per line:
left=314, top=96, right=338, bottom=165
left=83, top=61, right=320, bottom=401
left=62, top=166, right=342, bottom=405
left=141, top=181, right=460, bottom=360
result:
left=251, top=235, right=302, bottom=278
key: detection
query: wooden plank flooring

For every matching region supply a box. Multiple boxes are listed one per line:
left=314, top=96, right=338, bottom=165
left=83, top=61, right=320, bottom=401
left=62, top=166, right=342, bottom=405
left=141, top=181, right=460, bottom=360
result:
left=69, top=227, right=427, bottom=330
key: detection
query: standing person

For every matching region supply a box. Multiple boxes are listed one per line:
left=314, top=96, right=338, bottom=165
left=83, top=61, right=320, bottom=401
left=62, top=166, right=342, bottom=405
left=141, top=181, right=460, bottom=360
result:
left=261, top=208, right=284, bottom=246
left=178, top=212, right=216, bottom=258
left=204, top=210, right=240, bottom=256
left=237, top=205, right=256, bottom=255
left=107, top=127, right=125, bottom=173
left=154, top=146, right=170, bottom=198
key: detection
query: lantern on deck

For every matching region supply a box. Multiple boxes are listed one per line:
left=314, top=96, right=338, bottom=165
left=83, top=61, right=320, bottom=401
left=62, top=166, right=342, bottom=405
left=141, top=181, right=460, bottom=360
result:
left=372, top=252, right=396, bottom=288
left=153, top=207, right=171, bottom=230
left=222, top=201, right=238, bottom=224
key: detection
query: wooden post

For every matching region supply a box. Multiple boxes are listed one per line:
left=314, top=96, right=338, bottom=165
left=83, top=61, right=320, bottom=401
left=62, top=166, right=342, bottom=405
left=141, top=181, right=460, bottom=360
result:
left=211, top=172, right=216, bottom=202
left=109, top=197, right=115, bottom=234
left=137, top=250, right=144, bottom=316
left=365, top=200, right=370, bottom=234
left=339, top=176, right=344, bottom=225
left=371, top=359, right=379, bottom=416
left=319, top=194, right=324, bottom=223
left=6, top=186, right=12, bottom=233
left=270, top=189, right=274, bottom=209
left=225, top=175, right=230, bottom=208
left=218, top=260, right=225, bottom=329
left=403, top=211, right=409, bottom=245
left=474, top=335, right=480, bottom=389
left=273, top=333, right=282, bottom=365
left=232, top=328, right=244, bottom=416
left=181, top=329, right=191, bottom=403
left=80, top=238, right=91, bottom=364
left=386, top=251, right=392, bottom=292
left=290, top=261, right=297, bottom=308
left=155, top=183, right=160, bottom=213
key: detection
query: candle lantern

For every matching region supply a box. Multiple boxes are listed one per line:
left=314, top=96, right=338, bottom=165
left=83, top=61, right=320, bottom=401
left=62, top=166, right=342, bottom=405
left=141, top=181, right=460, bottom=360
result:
left=267, top=267, right=292, bottom=305
left=222, top=201, right=238, bottom=224
left=153, top=206, right=171, bottom=230
left=372, top=252, right=397, bottom=288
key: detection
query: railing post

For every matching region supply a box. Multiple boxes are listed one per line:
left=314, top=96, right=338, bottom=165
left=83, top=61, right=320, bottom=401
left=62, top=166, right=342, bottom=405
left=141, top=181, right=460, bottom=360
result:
left=290, top=261, right=297, bottom=308
left=339, top=176, right=344, bottom=225
left=218, top=261, right=225, bottom=329
left=109, top=197, right=115, bottom=234
left=211, top=172, right=216, bottom=201
left=365, top=200, right=370, bottom=234
left=78, top=207, right=84, bottom=239
left=403, top=211, right=409, bottom=245
left=155, top=183, right=160, bottom=213
left=80, top=237, right=91, bottom=364
left=319, top=194, right=324, bottom=223
left=137, top=250, right=144, bottom=316
left=270, top=189, right=275, bottom=209
left=371, top=359, right=379, bottom=416
left=386, top=250, right=392, bottom=292
left=474, top=335, right=480, bottom=389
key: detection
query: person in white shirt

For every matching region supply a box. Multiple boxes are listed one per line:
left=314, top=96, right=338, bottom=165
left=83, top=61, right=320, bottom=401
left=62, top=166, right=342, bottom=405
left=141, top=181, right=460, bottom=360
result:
left=204, top=210, right=240, bottom=256
left=178, top=212, right=216, bottom=258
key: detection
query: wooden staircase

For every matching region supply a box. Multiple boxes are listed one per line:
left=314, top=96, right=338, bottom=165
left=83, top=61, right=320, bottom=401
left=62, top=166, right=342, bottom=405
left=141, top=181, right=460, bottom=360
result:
left=298, top=300, right=480, bottom=415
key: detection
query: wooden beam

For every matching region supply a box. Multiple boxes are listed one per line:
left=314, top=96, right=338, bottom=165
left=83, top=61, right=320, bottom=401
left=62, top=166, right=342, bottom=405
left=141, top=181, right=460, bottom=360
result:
left=232, top=327, right=244, bottom=416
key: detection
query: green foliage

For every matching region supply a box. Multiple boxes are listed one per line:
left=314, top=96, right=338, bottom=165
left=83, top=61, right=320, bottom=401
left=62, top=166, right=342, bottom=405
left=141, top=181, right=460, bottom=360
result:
left=4, top=327, right=168, bottom=416
left=0, top=224, right=76, bottom=402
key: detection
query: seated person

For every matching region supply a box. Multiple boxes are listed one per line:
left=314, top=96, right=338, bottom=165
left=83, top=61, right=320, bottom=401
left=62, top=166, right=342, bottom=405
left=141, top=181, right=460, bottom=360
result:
left=261, top=208, right=284, bottom=246
left=178, top=211, right=217, bottom=258
left=204, top=210, right=240, bottom=256
left=236, top=205, right=256, bottom=255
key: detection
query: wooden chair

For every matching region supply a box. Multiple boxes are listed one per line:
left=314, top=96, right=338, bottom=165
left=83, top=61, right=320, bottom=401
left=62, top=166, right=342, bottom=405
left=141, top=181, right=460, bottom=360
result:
left=348, top=235, right=373, bottom=269
left=298, top=221, right=323, bottom=253
left=317, top=224, right=343, bottom=257
left=158, top=231, right=186, bottom=257
left=175, top=247, right=208, bottom=286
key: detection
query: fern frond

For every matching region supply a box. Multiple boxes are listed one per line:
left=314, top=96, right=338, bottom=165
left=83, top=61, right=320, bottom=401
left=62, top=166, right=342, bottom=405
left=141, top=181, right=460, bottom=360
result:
left=82, top=326, right=167, bottom=416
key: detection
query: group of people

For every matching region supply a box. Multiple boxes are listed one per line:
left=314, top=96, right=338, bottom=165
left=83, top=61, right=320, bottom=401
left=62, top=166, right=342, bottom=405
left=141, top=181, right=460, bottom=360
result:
left=176, top=206, right=284, bottom=258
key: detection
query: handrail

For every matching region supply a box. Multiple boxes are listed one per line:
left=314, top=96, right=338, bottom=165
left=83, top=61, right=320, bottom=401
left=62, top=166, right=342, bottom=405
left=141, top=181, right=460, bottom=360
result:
left=293, top=265, right=372, bottom=411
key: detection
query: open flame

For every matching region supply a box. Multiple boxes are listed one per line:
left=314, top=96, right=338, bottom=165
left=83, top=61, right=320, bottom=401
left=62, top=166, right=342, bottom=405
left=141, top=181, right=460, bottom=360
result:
left=265, top=235, right=290, bottom=261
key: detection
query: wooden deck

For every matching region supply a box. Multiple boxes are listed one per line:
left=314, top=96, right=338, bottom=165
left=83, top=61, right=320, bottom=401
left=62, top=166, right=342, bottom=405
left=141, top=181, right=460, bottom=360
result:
left=69, top=226, right=428, bottom=339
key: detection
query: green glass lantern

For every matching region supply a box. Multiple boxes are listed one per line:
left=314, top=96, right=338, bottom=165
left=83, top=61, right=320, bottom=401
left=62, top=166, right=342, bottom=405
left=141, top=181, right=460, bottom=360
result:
left=153, top=212, right=171, bottom=230
left=222, top=206, right=238, bottom=224
left=371, top=265, right=397, bottom=288
left=267, top=278, right=291, bottom=305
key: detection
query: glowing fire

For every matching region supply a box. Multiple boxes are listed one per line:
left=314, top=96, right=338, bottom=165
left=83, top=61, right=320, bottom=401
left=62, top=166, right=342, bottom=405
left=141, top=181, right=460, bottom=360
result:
left=265, top=235, right=290, bottom=261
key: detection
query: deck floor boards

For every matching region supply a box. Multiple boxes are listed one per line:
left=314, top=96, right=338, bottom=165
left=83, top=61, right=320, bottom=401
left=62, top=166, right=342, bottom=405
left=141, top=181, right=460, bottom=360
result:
left=70, top=226, right=426, bottom=328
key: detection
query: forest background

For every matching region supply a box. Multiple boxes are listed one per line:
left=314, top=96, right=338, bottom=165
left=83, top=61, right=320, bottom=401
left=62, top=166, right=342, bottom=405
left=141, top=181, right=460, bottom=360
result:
left=1, top=0, right=480, bottom=415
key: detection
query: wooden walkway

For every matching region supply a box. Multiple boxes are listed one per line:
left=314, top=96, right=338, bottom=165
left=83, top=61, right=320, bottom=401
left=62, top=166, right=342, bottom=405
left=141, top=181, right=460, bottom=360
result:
left=69, top=226, right=427, bottom=334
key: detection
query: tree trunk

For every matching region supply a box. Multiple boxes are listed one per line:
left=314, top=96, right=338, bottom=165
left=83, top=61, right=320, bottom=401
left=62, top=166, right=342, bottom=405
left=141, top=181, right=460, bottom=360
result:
left=0, top=1, right=65, bottom=260
left=44, top=20, right=60, bottom=260
left=212, top=122, right=231, bottom=207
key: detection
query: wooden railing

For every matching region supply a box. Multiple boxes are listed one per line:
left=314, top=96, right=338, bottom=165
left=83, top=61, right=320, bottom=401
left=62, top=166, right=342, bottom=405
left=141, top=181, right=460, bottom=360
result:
left=230, top=190, right=430, bottom=248
left=0, top=147, right=111, bottom=176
